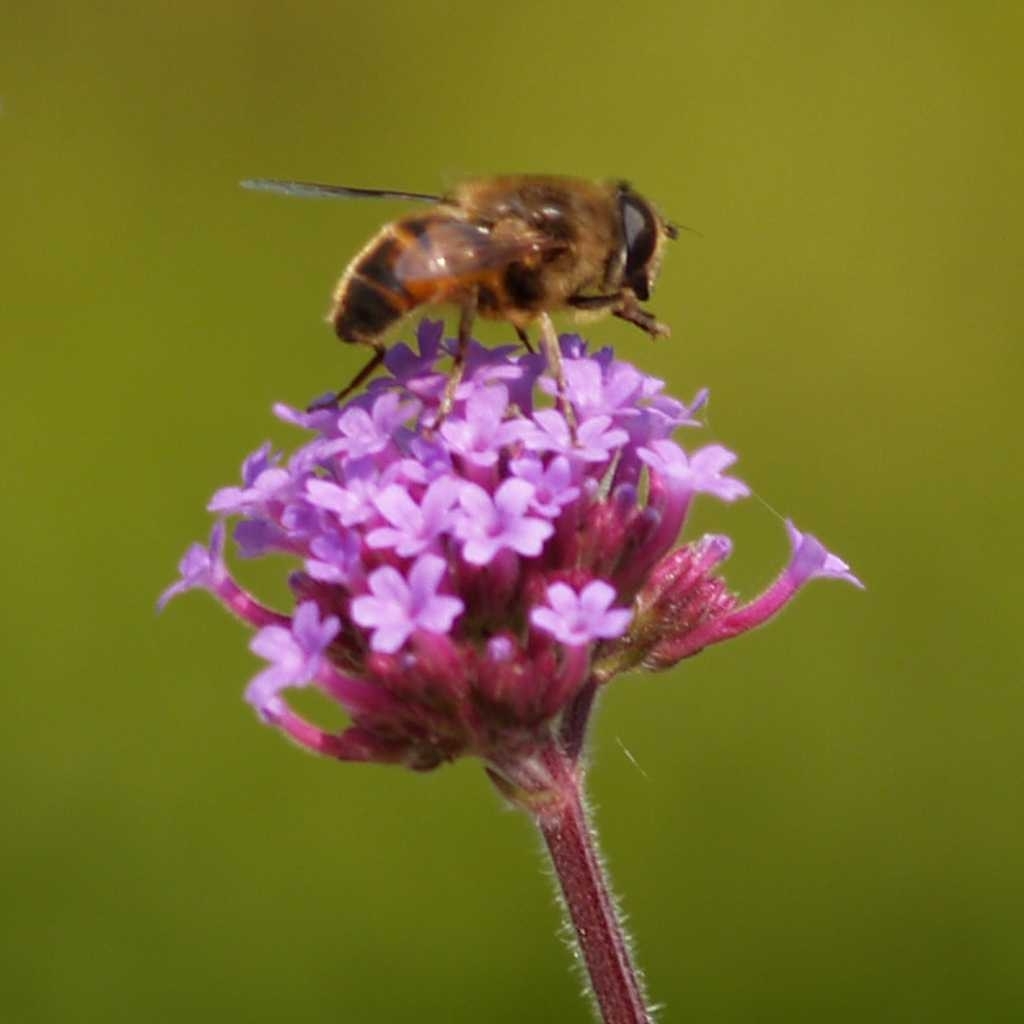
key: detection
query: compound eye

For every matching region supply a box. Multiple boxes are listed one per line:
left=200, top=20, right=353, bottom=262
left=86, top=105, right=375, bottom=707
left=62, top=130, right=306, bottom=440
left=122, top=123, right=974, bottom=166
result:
left=620, top=194, right=658, bottom=300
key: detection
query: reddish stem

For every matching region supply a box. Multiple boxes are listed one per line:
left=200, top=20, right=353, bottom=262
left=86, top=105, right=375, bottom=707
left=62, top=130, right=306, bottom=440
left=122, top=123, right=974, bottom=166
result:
left=559, top=677, right=598, bottom=763
left=531, top=746, right=653, bottom=1024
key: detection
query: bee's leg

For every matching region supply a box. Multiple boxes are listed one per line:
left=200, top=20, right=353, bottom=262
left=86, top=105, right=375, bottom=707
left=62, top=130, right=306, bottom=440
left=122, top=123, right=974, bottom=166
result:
left=514, top=324, right=536, bottom=354
left=537, top=313, right=577, bottom=437
left=567, top=293, right=620, bottom=312
left=569, top=291, right=670, bottom=337
left=308, top=343, right=386, bottom=412
left=431, top=289, right=478, bottom=430
left=612, top=296, right=671, bottom=339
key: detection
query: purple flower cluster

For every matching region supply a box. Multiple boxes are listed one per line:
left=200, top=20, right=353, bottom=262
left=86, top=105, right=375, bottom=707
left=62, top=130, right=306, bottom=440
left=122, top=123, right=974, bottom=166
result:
left=163, top=321, right=860, bottom=771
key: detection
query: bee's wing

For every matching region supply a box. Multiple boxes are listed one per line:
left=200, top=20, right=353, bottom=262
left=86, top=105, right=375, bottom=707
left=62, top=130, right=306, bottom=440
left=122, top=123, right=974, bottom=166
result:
left=395, top=221, right=557, bottom=284
left=241, top=178, right=444, bottom=203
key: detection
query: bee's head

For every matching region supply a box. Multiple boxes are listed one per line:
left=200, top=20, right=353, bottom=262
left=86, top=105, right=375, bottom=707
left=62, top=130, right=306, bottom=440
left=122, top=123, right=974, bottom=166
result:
left=616, top=182, right=674, bottom=302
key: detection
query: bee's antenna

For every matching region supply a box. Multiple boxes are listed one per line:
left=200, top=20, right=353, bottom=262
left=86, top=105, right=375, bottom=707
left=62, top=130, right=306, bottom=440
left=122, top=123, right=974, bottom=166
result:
left=666, top=221, right=703, bottom=240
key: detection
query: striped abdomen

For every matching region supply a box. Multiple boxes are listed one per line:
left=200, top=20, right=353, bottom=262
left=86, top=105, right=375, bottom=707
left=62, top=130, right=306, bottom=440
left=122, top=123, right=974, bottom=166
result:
left=331, top=214, right=457, bottom=345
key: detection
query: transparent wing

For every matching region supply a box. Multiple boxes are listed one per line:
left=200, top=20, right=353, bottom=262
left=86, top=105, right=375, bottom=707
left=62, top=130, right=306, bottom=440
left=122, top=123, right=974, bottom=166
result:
left=241, top=178, right=444, bottom=203
left=395, top=220, right=557, bottom=284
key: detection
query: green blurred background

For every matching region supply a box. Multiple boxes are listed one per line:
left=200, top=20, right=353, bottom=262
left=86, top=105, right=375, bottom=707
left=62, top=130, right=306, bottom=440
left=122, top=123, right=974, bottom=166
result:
left=3, top=2, right=1021, bottom=1021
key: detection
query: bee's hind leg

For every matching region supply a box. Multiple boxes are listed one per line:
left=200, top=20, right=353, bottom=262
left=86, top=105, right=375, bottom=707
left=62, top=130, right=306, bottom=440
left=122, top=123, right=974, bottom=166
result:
left=431, top=288, right=478, bottom=430
left=308, top=343, right=386, bottom=412
left=514, top=324, right=536, bottom=354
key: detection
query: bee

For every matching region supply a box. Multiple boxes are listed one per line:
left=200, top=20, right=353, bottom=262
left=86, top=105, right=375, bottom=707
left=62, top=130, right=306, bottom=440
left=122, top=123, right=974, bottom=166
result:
left=242, top=174, right=678, bottom=409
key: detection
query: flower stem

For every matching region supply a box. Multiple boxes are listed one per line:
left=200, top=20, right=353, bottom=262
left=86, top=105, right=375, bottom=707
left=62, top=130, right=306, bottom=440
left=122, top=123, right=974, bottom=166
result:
left=528, top=745, right=653, bottom=1024
left=559, top=678, right=598, bottom=764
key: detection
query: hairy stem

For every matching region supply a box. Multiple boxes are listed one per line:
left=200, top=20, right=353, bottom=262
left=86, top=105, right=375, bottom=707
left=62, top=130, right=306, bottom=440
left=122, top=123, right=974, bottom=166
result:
left=497, top=743, right=653, bottom=1024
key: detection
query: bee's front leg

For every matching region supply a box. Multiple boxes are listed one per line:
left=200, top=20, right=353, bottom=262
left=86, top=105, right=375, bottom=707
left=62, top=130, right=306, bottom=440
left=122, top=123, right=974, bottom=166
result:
left=612, top=294, right=671, bottom=339
left=568, top=291, right=670, bottom=339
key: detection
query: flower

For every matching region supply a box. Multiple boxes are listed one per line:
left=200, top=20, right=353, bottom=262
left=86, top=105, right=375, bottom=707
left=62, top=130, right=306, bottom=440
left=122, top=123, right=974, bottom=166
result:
left=321, top=391, right=419, bottom=461
left=163, top=318, right=861, bottom=771
left=531, top=581, right=633, bottom=647
left=207, top=443, right=292, bottom=515
left=453, top=479, right=554, bottom=565
left=509, top=455, right=580, bottom=517
left=439, top=385, right=527, bottom=466
left=158, top=522, right=227, bottom=608
left=521, top=408, right=629, bottom=462
left=351, top=554, right=464, bottom=654
left=637, top=440, right=750, bottom=501
left=784, top=521, right=864, bottom=588
left=246, top=602, right=340, bottom=714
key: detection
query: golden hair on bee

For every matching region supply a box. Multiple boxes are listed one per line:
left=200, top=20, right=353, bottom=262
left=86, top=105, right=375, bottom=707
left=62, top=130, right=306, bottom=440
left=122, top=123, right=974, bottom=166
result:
left=242, top=174, right=677, bottom=411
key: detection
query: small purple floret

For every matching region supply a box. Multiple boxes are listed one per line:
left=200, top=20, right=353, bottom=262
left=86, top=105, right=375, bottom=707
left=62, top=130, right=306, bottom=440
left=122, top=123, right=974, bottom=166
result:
left=531, top=581, right=633, bottom=647
left=321, top=392, right=419, bottom=461
left=380, top=319, right=446, bottom=397
left=785, top=521, right=864, bottom=589
left=158, top=522, right=226, bottom=609
left=559, top=358, right=643, bottom=420
left=523, top=409, right=628, bottom=463
left=246, top=602, right=340, bottom=715
left=440, top=386, right=528, bottom=467
left=638, top=440, right=750, bottom=501
left=208, top=443, right=302, bottom=516
left=233, top=518, right=288, bottom=558
left=367, top=477, right=461, bottom=557
left=306, top=530, right=362, bottom=584
left=510, top=455, right=580, bottom=517
left=306, top=476, right=380, bottom=528
left=351, top=554, right=464, bottom=654
left=454, top=479, right=554, bottom=565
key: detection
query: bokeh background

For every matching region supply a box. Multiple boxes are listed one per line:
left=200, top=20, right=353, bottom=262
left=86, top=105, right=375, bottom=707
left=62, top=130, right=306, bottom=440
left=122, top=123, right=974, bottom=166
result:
left=3, top=3, right=1021, bottom=1021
